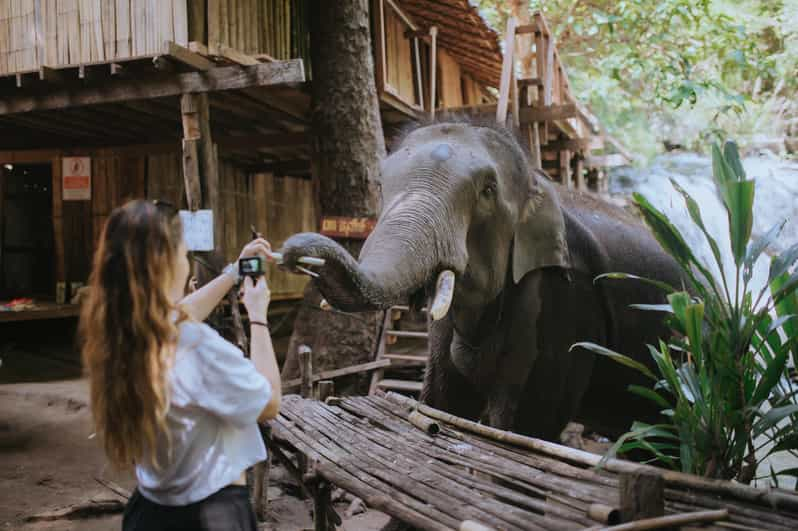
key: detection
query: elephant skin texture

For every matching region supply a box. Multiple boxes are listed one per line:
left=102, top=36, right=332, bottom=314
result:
left=281, top=121, right=682, bottom=441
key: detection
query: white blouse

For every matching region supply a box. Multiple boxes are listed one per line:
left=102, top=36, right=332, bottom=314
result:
left=135, top=320, right=271, bottom=505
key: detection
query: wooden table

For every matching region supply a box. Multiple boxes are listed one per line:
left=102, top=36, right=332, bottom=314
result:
left=269, top=394, right=798, bottom=531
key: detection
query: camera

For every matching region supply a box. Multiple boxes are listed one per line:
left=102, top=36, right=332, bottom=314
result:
left=238, top=256, right=266, bottom=278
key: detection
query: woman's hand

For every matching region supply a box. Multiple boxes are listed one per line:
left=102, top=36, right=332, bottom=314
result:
left=242, top=276, right=270, bottom=322
left=239, top=238, right=273, bottom=262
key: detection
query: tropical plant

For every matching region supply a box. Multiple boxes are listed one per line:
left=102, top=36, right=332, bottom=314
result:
left=574, top=140, right=798, bottom=483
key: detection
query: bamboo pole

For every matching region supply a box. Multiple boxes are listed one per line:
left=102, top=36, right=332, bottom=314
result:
left=593, top=509, right=728, bottom=531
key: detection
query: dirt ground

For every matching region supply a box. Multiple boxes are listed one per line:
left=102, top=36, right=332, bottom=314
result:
left=0, top=319, right=389, bottom=531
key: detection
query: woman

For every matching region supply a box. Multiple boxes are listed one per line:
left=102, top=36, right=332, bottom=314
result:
left=80, top=199, right=281, bottom=531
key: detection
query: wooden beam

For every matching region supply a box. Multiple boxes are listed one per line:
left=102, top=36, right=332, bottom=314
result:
left=0, top=61, right=305, bottom=116
left=283, top=359, right=392, bottom=391
left=521, top=104, right=577, bottom=123
left=216, top=132, right=308, bottom=149
left=162, top=40, right=215, bottom=70
left=518, top=77, right=542, bottom=88
left=515, top=24, right=536, bottom=35
left=545, top=137, right=592, bottom=151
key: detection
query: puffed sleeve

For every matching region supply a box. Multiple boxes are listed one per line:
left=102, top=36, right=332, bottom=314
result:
left=188, top=324, right=271, bottom=428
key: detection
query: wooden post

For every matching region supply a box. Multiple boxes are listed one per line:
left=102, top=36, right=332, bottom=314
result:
left=620, top=470, right=665, bottom=523
left=429, top=26, right=438, bottom=118
left=314, top=481, right=332, bottom=531
left=299, top=345, right=314, bottom=399
left=297, top=344, right=313, bottom=480
left=528, top=123, right=542, bottom=170
left=575, top=155, right=585, bottom=190
left=317, top=380, right=335, bottom=402
left=496, top=17, right=517, bottom=124
left=559, top=149, right=572, bottom=188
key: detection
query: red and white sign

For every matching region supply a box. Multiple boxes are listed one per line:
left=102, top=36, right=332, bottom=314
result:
left=62, top=157, right=91, bottom=201
left=320, top=216, right=377, bottom=239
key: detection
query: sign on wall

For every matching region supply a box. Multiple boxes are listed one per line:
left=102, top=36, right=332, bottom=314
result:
left=179, top=209, right=214, bottom=251
left=62, top=157, right=91, bottom=201
left=320, top=216, right=377, bottom=239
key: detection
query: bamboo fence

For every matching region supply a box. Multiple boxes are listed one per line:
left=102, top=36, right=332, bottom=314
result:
left=270, top=393, right=798, bottom=531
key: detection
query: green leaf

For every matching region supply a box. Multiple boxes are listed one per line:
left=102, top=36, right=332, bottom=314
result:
left=595, top=272, right=676, bottom=293
left=684, top=302, right=705, bottom=362
left=571, top=342, right=657, bottom=380
left=745, top=221, right=786, bottom=284
left=628, top=384, right=672, bottom=409
left=670, top=179, right=727, bottom=281
left=752, top=342, right=790, bottom=405
left=712, top=142, right=736, bottom=186
left=772, top=434, right=798, bottom=454
left=723, top=179, right=756, bottom=267
left=770, top=244, right=798, bottom=282
left=630, top=303, right=674, bottom=313
left=723, top=140, right=746, bottom=179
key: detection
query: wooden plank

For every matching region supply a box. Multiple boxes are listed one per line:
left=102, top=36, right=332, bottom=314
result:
left=162, top=40, right=214, bottom=70
left=0, top=60, right=305, bottom=115
left=283, top=359, right=393, bottom=391
left=521, top=104, right=576, bottom=123
left=495, top=16, right=516, bottom=124
left=429, top=25, right=437, bottom=118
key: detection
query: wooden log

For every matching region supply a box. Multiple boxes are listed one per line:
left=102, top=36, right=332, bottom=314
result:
left=460, top=521, right=495, bottom=531
left=408, top=410, right=440, bottom=435
left=596, top=508, right=728, bottom=531
left=588, top=503, right=621, bottom=525
left=162, top=40, right=214, bottom=70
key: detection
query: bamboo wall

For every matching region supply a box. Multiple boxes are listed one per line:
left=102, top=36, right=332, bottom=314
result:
left=206, top=0, right=310, bottom=63
left=147, top=152, right=317, bottom=299
left=438, top=48, right=463, bottom=108
left=0, top=0, right=189, bottom=74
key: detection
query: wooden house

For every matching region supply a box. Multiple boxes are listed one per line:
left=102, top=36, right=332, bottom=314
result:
left=0, top=0, right=506, bottom=321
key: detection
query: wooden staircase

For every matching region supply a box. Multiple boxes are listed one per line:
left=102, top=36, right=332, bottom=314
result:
left=369, top=306, right=429, bottom=395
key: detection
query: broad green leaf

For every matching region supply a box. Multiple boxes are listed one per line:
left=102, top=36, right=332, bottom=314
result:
left=712, top=142, right=736, bottom=187
left=684, top=302, right=705, bottom=362
left=723, top=140, right=746, bottom=179
left=771, top=434, right=798, bottom=454
left=571, top=342, right=657, bottom=380
left=722, top=179, right=755, bottom=267
left=752, top=342, right=789, bottom=405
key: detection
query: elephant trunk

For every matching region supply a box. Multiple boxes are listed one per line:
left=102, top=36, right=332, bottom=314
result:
left=281, top=191, right=465, bottom=314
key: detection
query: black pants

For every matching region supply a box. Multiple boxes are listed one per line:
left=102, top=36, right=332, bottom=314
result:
left=122, top=485, right=257, bottom=531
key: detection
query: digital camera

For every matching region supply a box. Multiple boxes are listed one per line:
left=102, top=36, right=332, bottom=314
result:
left=238, top=256, right=266, bottom=278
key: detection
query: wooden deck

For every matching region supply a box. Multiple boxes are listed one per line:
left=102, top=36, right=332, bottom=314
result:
left=270, top=393, right=798, bottom=531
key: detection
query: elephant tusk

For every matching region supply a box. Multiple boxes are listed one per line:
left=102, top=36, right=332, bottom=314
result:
left=429, top=270, right=455, bottom=321
left=320, top=299, right=332, bottom=311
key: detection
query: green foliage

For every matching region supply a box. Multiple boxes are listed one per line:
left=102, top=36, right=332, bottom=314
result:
left=476, top=1, right=798, bottom=156
left=574, top=141, right=798, bottom=483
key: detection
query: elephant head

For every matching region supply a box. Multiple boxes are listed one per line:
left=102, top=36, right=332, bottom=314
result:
left=281, top=121, right=570, bottom=335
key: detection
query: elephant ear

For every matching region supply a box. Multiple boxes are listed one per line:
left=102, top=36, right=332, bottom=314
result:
left=512, top=171, right=570, bottom=284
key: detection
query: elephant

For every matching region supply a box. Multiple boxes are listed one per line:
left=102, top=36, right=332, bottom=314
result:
left=281, top=120, right=682, bottom=441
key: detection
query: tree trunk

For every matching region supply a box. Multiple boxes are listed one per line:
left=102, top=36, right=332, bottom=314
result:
left=282, top=0, right=386, bottom=395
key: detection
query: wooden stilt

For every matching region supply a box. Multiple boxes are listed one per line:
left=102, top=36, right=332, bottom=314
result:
left=619, top=470, right=664, bottom=523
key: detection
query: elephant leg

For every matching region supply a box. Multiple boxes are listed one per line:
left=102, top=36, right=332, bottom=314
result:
left=420, top=315, right=484, bottom=421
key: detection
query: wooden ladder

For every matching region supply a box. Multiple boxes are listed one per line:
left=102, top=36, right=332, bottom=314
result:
left=369, top=306, right=429, bottom=395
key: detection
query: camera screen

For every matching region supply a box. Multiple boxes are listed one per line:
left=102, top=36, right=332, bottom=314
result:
left=240, top=257, right=261, bottom=273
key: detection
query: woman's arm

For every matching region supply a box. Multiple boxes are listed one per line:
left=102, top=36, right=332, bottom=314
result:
left=179, top=238, right=273, bottom=322
left=241, top=275, right=282, bottom=421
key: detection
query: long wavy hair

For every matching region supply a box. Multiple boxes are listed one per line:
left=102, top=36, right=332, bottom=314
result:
left=80, top=199, right=186, bottom=469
